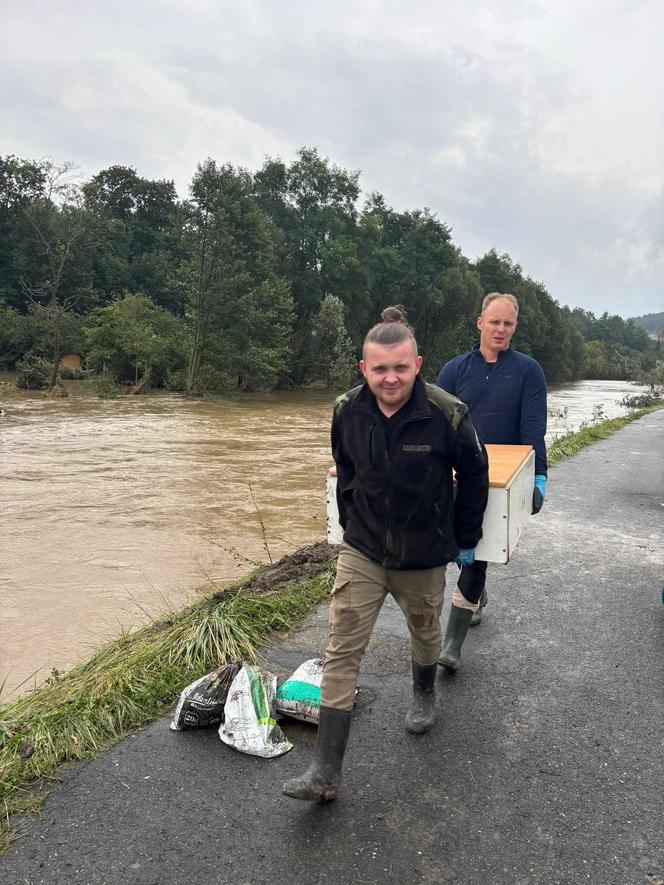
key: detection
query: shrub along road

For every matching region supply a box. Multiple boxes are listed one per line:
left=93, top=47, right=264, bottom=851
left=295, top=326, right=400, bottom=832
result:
left=2, top=411, right=663, bottom=885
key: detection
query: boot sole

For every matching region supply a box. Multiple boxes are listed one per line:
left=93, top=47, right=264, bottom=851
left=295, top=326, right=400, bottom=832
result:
left=438, top=658, right=459, bottom=672
left=405, top=718, right=435, bottom=734
left=282, top=782, right=339, bottom=802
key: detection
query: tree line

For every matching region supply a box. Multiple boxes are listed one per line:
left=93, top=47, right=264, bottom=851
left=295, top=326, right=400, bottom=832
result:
left=631, top=312, right=664, bottom=334
left=0, top=149, right=659, bottom=395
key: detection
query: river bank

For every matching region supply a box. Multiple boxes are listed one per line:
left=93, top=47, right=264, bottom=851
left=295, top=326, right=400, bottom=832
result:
left=1, top=406, right=661, bottom=857
left=1, top=407, right=662, bottom=883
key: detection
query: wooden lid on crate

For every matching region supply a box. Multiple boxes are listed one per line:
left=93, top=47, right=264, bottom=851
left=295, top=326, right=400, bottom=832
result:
left=329, top=443, right=533, bottom=488
left=485, top=444, right=533, bottom=488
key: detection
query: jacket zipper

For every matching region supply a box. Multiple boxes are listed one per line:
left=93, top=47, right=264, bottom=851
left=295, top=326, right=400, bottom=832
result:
left=384, top=445, right=391, bottom=562
left=382, top=412, right=431, bottom=565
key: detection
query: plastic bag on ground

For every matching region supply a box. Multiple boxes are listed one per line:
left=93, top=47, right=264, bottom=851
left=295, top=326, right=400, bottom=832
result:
left=170, top=661, right=242, bottom=731
left=275, top=658, right=323, bottom=724
left=219, top=664, right=293, bottom=758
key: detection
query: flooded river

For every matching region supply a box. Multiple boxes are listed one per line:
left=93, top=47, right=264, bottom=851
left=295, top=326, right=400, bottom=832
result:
left=0, top=375, right=648, bottom=698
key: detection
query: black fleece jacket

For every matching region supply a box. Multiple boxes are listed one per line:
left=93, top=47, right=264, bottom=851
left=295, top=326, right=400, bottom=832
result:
left=332, top=376, right=489, bottom=570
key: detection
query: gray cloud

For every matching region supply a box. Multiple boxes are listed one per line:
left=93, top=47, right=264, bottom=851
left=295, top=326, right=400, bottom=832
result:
left=1, top=0, right=662, bottom=317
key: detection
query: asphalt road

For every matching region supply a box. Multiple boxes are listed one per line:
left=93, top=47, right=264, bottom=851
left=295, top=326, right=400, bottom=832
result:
left=3, top=410, right=663, bottom=885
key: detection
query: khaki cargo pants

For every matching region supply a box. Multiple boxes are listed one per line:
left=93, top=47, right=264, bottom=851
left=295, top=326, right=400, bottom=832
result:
left=321, top=543, right=446, bottom=711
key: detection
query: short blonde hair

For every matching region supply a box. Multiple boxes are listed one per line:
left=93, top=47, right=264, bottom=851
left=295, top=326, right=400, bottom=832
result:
left=481, top=292, right=519, bottom=317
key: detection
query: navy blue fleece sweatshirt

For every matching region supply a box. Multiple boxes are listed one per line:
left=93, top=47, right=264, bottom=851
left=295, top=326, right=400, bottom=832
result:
left=436, top=345, right=548, bottom=476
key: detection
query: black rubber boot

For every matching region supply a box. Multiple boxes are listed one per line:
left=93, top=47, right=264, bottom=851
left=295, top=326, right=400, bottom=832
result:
left=438, top=606, right=474, bottom=672
left=470, top=588, right=488, bottom=626
left=282, top=706, right=351, bottom=801
left=405, top=661, right=437, bottom=734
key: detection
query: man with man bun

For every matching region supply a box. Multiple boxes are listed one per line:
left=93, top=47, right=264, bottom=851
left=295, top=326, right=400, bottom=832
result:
left=283, top=305, right=489, bottom=802
left=436, top=292, right=548, bottom=672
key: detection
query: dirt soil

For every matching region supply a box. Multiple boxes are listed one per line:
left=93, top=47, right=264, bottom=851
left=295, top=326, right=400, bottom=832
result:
left=229, top=540, right=338, bottom=596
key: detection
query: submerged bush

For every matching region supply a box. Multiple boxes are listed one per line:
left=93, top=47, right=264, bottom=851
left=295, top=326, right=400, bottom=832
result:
left=90, top=372, right=120, bottom=399
left=58, top=364, right=88, bottom=381
left=621, top=391, right=663, bottom=408
left=15, top=353, right=53, bottom=389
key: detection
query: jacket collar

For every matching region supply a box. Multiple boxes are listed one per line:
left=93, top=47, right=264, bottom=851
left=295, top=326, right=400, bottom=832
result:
left=351, top=374, right=432, bottom=420
left=472, top=344, right=513, bottom=363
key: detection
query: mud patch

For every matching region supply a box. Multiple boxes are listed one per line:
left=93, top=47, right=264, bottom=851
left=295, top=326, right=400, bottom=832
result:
left=212, top=541, right=338, bottom=600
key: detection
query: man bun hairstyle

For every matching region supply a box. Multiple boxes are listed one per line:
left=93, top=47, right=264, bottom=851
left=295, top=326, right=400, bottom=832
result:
left=380, top=305, right=409, bottom=324
left=363, top=304, right=418, bottom=355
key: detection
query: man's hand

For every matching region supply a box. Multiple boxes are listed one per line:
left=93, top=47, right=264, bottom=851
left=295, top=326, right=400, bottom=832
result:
left=455, top=548, right=475, bottom=567
left=532, top=475, right=547, bottom=514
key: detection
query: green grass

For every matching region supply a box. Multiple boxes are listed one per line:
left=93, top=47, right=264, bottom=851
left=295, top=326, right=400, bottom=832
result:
left=0, top=562, right=335, bottom=853
left=548, top=406, right=662, bottom=465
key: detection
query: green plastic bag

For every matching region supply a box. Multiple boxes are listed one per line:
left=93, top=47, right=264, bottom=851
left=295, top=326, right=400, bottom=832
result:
left=276, top=658, right=323, bottom=724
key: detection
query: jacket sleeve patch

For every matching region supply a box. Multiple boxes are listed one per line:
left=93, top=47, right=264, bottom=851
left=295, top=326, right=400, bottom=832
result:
left=424, top=383, right=467, bottom=430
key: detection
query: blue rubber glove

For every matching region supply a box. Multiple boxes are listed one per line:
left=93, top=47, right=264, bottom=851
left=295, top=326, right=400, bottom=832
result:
left=532, top=475, right=547, bottom=514
left=455, top=548, right=475, bottom=567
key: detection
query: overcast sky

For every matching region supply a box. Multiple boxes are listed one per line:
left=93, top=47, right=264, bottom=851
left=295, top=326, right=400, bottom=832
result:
left=1, top=0, right=662, bottom=318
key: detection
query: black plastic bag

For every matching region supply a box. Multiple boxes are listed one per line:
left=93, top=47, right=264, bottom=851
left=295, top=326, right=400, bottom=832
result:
left=170, top=661, right=242, bottom=731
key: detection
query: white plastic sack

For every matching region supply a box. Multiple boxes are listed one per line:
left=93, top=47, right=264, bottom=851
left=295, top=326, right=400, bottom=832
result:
left=275, top=658, right=323, bottom=724
left=219, top=664, right=293, bottom=758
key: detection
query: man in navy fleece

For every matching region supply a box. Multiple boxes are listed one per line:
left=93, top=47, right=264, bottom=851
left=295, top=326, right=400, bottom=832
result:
left=436, top=292, right=547, bottom=671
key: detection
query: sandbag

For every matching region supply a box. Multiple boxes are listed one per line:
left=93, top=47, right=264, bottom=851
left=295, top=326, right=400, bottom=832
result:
left=170, top=661, right=242, bottom=731
left=219, top=664, right=292, bottom=758
left=275, top=658, right=323, bottom=724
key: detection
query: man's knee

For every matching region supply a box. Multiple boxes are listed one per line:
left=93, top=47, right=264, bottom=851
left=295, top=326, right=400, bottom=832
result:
left=407, top=596, right=443, bottom=632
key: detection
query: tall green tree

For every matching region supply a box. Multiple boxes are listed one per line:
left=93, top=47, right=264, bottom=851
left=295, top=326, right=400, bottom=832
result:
left=254, top=148, right=361, bottom=378
left=355, top=195, right=481, bottom=378
left=183, top=159, right=294, bottom=394
left=0, top=155, right=47, bottom=309
left=83, top=165, right=184, bottom=312
left=308, top=294, right=357, bottom=388
left=16, top=163, right=100, bottom=389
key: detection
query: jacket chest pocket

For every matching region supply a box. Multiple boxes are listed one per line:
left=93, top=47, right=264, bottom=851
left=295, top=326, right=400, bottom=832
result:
left=399, top=444, right=437, bottom=483
left=401, top=444, right=433, bottom=454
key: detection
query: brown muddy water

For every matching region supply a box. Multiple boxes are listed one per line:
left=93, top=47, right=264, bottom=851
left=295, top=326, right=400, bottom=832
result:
left=0, top=374, right=647, bottom=698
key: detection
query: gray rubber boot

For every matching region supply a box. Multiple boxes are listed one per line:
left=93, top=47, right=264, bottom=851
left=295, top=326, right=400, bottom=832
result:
left=282, top=706, right=351, bottom=801
left=470, top=588, right=488, bottom=626
left=438, top=606, right=474, bottom=672
left=405, top=661, right=437, bottom=734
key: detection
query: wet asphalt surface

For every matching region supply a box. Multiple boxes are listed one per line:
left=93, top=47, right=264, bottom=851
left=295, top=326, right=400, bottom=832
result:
left=2, top=411, right=663, bottom=885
